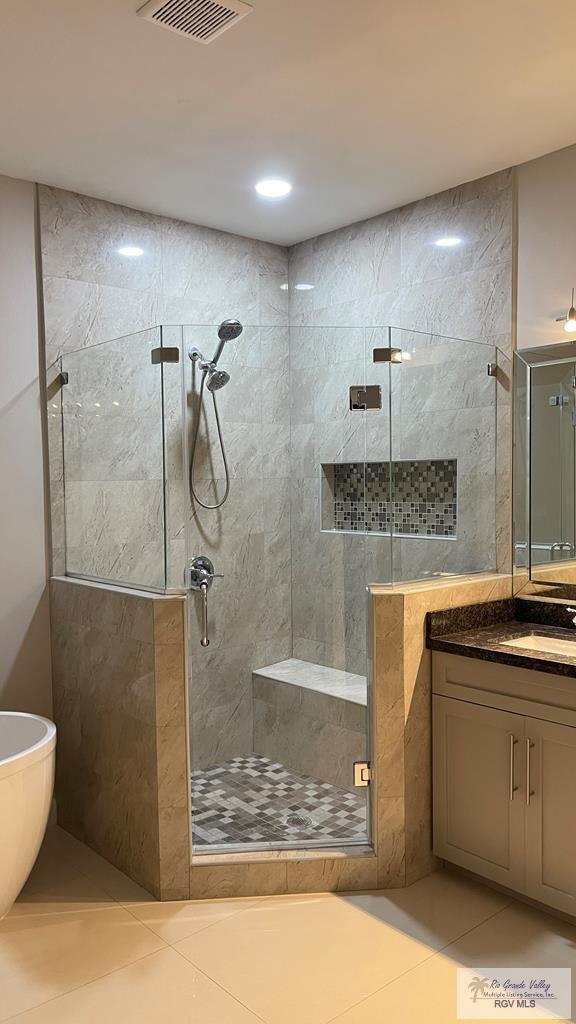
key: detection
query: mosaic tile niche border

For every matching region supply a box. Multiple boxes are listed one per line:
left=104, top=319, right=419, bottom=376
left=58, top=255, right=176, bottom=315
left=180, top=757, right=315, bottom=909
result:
left=321, top=460, right=457, bottom=537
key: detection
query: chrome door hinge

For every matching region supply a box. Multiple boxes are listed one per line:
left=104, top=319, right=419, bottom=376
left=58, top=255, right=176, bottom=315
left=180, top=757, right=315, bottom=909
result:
left=353, top=761, right=372, bottom=787
left=349, top=385, right=382, bottom=410
left=151, top=346, right=180, bottom=364
left=373, top=347, right=403, bottom=364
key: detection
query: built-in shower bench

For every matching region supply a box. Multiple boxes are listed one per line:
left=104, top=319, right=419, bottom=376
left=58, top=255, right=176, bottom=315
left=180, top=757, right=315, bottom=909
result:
left=252, top=659, right=367, bottom=791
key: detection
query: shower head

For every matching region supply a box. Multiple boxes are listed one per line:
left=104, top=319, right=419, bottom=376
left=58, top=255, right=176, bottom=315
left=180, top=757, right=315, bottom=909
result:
left=218, top=319, right=243, bottom=343
left=206, top=368, right=230, bottom=392
left=211, top=318, right=243, bottom=366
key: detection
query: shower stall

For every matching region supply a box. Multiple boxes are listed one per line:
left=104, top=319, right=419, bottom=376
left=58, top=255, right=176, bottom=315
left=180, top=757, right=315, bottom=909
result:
left=48, top=322, right=501, bottom=862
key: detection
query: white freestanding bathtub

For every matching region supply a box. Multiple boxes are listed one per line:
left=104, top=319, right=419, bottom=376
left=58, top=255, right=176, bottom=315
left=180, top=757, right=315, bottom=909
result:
left=0, top=712, right=56, bottom=918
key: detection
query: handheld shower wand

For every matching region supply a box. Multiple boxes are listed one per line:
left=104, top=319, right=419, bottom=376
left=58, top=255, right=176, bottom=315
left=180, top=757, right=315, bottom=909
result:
left=188, top=319, right=243, bottom=510
left=211, top=318, right=243, bottom=365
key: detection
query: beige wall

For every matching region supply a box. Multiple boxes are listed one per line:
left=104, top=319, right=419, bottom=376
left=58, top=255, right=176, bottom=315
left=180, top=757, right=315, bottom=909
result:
left=0, top=174, right=51, bottom=716
left=517, top=143, right=576, bottom=349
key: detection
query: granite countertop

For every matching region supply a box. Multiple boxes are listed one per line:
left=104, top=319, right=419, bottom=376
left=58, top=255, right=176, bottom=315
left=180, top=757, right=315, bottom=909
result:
left=426, top=597, right=576, bottom=678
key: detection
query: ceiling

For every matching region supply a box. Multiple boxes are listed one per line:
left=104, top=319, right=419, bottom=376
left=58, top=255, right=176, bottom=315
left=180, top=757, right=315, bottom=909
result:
left=2, top=0, right=576, bottom=246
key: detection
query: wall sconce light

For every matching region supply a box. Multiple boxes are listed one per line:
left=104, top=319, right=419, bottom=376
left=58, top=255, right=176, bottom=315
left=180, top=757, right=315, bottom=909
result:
left=556, top=288, right=576, bottom=332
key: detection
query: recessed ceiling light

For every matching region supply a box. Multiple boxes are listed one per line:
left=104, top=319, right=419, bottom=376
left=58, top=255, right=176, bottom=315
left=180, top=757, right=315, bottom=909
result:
left=435, top=236, right=461, bottom=248
left=117, top=245, right=144, bottom=257
left=280, top=283, right=289, bottom=291
left=294, top=283, right=314, bottom=291
left=255, top=179, right=292, bottom=199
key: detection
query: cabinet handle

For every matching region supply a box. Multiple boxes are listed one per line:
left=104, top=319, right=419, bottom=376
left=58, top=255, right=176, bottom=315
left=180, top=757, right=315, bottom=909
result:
left=526, top=738, right=535, bottom=805
left=509, top=734, right=518, bottom=800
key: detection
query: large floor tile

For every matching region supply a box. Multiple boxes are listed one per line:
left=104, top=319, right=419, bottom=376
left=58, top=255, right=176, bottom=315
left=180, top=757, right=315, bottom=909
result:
left=128, top=896, right=258, bottom=944
left=334, top=901, right=576, bottom=1023
left=0, top=905, right=165, bottom=1021
left=4, top=947, right=262, bottom=1024
left=174, top=872, right=511, bottom=1024
left=173, top=895, right=428, bottom=1023
left=343, top=869, right=512, bottom=948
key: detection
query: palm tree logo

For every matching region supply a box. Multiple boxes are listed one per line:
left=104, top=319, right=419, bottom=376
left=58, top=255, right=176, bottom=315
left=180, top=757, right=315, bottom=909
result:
left=468, top=976, right=490, bottom=1002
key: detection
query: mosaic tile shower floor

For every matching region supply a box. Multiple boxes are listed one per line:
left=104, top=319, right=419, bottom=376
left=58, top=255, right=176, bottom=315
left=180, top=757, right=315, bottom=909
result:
left=191, top=754, right=368, bottom=849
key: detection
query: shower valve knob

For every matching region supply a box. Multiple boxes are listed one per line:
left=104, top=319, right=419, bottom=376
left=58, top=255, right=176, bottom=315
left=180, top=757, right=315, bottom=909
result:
left=184, top=555, right=223, bottom=591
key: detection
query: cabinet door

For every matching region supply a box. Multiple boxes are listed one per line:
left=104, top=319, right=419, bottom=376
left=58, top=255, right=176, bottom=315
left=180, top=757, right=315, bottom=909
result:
left=525, top=719, right=576, bottom=915
left=433, top=695, right=526, bottom=889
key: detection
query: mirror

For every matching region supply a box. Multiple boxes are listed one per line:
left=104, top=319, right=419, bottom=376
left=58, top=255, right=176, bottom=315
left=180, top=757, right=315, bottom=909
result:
left=514, top=342, right=576, bottom=590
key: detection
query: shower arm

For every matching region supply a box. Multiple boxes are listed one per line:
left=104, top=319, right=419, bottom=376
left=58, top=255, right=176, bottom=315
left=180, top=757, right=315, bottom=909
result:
left=188, top=347, right=213, bottom=373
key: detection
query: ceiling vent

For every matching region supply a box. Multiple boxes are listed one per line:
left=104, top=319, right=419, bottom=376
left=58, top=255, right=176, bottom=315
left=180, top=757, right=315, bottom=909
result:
left=137, top=0, right=253, bottom=43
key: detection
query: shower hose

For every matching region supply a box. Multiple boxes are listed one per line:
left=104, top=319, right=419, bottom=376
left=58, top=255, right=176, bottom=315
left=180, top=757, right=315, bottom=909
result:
left=189, top=370, right=231, bottom=510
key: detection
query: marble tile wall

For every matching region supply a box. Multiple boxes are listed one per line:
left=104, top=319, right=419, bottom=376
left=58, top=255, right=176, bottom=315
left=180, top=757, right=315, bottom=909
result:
left=288, top=169, right=514, bottom=672
left=39, top=186, right=290, bottom=768
left=49, top=577, right=190, bottom=900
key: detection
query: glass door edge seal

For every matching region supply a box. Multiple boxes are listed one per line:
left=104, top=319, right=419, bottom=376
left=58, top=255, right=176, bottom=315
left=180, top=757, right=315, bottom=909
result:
left=191, top=838, right=375, bottom=857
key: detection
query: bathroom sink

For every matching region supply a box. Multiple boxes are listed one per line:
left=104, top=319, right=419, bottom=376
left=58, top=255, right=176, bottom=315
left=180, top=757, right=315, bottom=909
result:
left=502, top=634, right=576, bottom=657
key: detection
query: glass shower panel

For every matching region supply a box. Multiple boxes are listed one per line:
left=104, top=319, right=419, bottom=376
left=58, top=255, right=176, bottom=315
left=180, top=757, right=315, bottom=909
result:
left=60, top=327, right=167, bottom=590
left=46, top=357, right=66, bottom=578
left=364, top=326, right=394, bottom=587
left=183, top=323, right=382, bottom=853
left=388, top=328, right=497, bottom=582
left=158, top=324, right=188, bottom=590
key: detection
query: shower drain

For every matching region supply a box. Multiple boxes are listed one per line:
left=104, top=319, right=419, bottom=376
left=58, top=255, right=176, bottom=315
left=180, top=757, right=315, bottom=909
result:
left=284, top=812, right=314, bottom=829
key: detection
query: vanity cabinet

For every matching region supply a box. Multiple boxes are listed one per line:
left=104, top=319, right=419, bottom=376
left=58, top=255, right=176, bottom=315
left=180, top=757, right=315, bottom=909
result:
left=524, top=718, right=576, bottom=912
left=433, top=697, right=526, bottom=890
left=433, top=653, right=576, bottom=916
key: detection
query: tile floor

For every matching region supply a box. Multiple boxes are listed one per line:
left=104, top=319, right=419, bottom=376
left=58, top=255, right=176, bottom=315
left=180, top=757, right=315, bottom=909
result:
left=191, top=754, right=368, bottom=848
left=2, top=826, right=576, bottom=1022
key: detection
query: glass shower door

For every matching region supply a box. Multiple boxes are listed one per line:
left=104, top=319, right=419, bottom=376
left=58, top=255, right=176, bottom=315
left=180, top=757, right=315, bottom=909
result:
left=182, top=323, right=386, bottom=853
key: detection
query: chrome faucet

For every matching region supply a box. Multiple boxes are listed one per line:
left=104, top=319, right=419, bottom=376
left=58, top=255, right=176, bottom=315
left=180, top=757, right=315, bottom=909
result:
left=550, top=541, right=574, bottom=559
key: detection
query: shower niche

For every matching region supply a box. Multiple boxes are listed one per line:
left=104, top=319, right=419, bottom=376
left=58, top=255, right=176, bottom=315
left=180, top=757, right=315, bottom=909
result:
left=321, top=459, right=458, bottom=538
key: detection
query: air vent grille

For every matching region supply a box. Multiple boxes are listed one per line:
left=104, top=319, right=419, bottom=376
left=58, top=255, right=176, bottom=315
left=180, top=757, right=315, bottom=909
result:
left=137, top=0, right=253, bottom=43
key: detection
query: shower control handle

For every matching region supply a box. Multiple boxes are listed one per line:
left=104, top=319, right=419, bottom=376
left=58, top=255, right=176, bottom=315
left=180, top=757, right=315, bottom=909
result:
left=184, top=556, right=223, bottom=648
left=200, top=583, right=209, bottom=648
